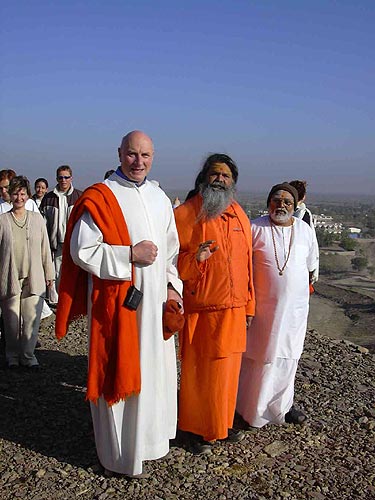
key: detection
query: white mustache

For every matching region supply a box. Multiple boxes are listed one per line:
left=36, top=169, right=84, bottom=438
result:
left=211, top=181, right=226, bottom=190
left=269, top=209, right=292, bottom=223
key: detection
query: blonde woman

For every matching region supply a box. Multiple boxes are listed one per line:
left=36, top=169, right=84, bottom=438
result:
left=0, top=176, right=54, bottom=370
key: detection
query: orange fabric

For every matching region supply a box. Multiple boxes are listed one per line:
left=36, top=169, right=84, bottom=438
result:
left=174, top=195, right=255, bottom=316
left=178, top=307, right=244, bottom=440
left=180, top=306, right=247, bottom=359
left=55, top=183, right=140, bottom=405
left=175, top=195, right=255, bottom=440
left=163, top=299, right=185, bottom=340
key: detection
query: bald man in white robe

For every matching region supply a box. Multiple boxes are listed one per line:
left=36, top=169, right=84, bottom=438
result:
left=67, top=131, right=182, bottom=477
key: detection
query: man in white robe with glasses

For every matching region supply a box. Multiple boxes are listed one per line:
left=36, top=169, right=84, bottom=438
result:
left=236, top=182, right=319, bottom=427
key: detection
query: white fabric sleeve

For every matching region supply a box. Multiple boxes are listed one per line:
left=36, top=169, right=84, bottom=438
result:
left=307, top=228, right=320, bottom=281
left=70, top=210, right=132, bottom=281
left=310, top=228, right=320, bottom=283
left=26, top=198, right=41, bottom=213
left=165, top=204, right=183, bottom=296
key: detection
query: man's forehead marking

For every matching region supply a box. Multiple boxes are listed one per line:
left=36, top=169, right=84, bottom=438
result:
left=208, top=163, right=232, bottom=174
left=273, top=190, right=293, bottom=199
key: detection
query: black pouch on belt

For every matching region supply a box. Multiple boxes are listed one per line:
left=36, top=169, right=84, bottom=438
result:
left=123, top=285, right=143, bottom=310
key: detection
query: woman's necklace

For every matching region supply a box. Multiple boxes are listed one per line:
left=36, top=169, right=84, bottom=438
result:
left=270, top=217, right=294, bottom=276
left=11, top=211, right=28, bottom=229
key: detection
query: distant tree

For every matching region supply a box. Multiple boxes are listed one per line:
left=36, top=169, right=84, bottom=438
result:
left=320, top=254, right=350, bottom=275
left=366, top=212, right=375, bottom=229
left=316, top=228, right=335, bottom=247
left=339, top=231, right=357, bottom=251
left=351, top=256, right=368, bottom=271
left=364, top=211, right=375, bottom=237
left=365, top=226, right=375, bottom=238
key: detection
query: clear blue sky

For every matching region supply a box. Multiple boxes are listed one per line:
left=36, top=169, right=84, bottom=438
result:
left=1, top=0, right=374, bottom=195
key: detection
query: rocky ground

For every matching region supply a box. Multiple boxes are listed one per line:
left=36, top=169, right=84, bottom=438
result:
left=0, top=313, right=374, bottom=500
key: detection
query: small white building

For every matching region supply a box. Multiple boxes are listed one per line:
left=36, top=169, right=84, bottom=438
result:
left=347, top=227, right=361, bottom=234
left=313, top=214, right=343, bottom=234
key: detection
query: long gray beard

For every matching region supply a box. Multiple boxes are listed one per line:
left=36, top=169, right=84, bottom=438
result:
left=199, top=182, right=236, bottom=220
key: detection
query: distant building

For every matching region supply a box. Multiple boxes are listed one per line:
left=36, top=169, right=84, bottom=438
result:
left=347, top=227, right=361, bottom=239
left=314, top=214, right=343, bottom=234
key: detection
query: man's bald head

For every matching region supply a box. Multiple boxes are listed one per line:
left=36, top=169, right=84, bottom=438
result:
left=120, top=130, right=154, bottom=153
left=118, top=131, right=154, bottom=184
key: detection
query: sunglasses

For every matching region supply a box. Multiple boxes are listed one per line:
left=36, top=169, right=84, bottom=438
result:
left=57, top=176, right=71, bottom=180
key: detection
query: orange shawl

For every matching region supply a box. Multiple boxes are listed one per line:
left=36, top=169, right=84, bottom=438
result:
left=55, top=183, right=140, bottom=405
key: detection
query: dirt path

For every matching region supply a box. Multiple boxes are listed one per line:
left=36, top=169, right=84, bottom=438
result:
left=308, top=280, right=375, bottom=352
left=308, top=294, right=351, bottom=339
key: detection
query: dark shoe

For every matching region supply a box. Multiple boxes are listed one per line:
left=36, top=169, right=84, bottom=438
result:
left=190, top=440, right=212, bottom=455
left=188, top=434, right=213, bottom=455
left=28, top=365, right=41, bottom=373
left=285, top=406, right=307, bottom=424
left=225, top=428, right=245, bottom=443
left=234, top=411, right=251, bottom=430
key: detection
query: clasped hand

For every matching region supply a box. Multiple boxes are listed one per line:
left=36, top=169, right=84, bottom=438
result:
left=132, top=240, right=158, bottom=265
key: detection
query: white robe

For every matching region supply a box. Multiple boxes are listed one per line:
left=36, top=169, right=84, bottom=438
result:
left=237, top=216, right=319, bottom=427
left=243, top=216, right=318, bottom=362
left=70, top=174, right=182, bottom=475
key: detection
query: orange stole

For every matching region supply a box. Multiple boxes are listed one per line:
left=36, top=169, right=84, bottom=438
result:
left=55, top=183, right=140, bottom=405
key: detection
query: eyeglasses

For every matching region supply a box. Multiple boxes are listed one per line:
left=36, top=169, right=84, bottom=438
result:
left=57, top=176, right=71, bottom=180
left=271, top=197, right=294, bottom=207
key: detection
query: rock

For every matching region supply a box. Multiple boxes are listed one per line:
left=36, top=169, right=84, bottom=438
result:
left=263, top=441, right=288, bottom=457
left=308, top=492, right=326, bottom=499
left=356, top=384, right=369, bottom=393
left=36, top=469, right=46, bottom=478
left=358, top=416, right=369, bottom=424
left=356, top=346, right=369, bottom=354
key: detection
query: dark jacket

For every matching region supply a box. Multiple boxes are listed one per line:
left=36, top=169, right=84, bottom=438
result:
left=40, top=186, right=82, bottom=250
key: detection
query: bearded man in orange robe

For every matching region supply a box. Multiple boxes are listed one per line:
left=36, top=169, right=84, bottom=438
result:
left=174, top=153, right=255, bottom=454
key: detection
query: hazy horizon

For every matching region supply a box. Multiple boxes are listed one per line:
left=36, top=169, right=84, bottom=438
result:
left=1, top=1, right=374, bottom=195
left=166, top=188, right=375, bottom=204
